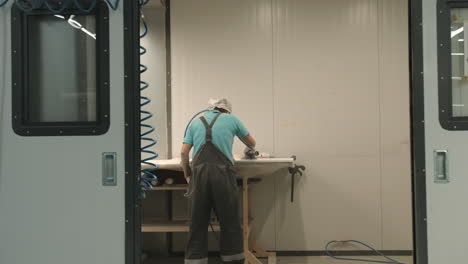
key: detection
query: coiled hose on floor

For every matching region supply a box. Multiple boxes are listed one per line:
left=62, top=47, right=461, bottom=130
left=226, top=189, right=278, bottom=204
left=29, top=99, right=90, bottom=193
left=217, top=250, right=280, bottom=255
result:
left=325, top=240, right=409, bottom=264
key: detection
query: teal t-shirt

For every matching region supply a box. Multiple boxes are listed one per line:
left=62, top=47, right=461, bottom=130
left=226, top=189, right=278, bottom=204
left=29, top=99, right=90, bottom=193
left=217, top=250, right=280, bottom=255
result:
left=183, top=110, right=250, bottom=163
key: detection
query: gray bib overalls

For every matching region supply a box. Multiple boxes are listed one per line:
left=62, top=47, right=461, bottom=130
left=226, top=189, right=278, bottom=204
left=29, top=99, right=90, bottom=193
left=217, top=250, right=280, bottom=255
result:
left=185, top=113, right=244, bottom=264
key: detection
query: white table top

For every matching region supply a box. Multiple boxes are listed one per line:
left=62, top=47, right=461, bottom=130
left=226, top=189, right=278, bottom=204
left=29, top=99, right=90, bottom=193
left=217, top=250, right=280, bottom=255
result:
left=142, top=157, right=295, bottom=177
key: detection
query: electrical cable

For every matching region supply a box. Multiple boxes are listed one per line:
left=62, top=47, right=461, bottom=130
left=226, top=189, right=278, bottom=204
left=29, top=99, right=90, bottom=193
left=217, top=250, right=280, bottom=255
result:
left=138, top=0, right=159, bottom=196
left=325, top=240, right=408, bottom=264
left=183, top=109, right=210, bottom=138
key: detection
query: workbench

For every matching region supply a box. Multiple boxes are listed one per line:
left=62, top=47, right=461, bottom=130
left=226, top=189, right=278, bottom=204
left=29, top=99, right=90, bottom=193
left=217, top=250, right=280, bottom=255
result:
left=141, top=158, right=299, bottom=264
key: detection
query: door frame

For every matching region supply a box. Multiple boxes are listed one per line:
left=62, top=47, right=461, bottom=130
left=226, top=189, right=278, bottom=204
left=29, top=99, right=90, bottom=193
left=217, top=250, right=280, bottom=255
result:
left=410, top=0, right=429, bottom=263
left=122, top=0, right=431, bottom=263
left=124, top=0, right=141, bottom=263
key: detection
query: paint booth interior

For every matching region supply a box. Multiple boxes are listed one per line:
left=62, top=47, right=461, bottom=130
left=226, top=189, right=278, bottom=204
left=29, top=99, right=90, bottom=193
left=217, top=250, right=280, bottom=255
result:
left=139, top=0, right=413, bottom=262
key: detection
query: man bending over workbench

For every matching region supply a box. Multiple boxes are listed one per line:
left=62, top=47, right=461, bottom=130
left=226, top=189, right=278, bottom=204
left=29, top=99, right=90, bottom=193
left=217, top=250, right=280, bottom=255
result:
left=180, top=98, right=256, bottom=264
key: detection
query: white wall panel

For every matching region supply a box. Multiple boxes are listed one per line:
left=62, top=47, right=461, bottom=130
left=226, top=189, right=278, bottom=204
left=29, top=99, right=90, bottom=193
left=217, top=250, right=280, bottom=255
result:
left=378, top=0, right=413, bottom=250
left=170, top=0, right=412, bottom=251
left=170, top=0, right=277, bottom=249
left=272, top=0, right=382, bottom=250
left=171, top=0, right=274, bottom=158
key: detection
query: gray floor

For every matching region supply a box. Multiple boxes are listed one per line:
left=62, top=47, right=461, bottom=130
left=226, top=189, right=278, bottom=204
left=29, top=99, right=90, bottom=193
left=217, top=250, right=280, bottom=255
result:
left=146, top=256, right=413, bottom=264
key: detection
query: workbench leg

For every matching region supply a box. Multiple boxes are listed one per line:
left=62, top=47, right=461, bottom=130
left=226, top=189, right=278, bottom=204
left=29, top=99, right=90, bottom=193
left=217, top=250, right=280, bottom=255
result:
left=243, top=176, right=249, bottom=263
left=248, top=186, right=254, bottom=224
left=268, top=253, right=277, bottom=264
left=243, top=178, right=272, bottom=264
left=251, top=241, right=269, bottom=257
left=245, top=251, right=263, bottom=264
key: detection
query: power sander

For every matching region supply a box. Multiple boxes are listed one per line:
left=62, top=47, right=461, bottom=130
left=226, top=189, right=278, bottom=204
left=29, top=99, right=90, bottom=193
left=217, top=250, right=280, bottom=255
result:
left=243, top=147, right=259, bottom=159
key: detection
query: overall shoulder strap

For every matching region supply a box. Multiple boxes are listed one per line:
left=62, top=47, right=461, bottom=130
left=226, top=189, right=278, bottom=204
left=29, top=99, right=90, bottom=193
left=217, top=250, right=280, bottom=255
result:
left=199, top=112, right=222, bottom=142
left=209, top=112, right=222, bottom=127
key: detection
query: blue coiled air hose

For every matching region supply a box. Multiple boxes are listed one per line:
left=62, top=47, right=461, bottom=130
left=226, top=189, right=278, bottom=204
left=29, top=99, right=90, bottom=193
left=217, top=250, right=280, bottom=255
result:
left=73, top=0, right=99, bottom=13
left=138, top=0, right=159, bottom=195
left=105, top=0, right=119, bottom=10
left=13, top=0, right=44, bottom=12
left=6, top=0, right=119, bottom=12
left=44, top=0, right=70, bottom=14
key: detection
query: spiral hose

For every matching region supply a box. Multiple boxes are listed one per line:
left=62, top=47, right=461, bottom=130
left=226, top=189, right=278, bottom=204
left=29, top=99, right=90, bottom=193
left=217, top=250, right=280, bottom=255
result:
left=2, top=0, right=120, bottom=12
left=138, top=0, right=159, bottom=197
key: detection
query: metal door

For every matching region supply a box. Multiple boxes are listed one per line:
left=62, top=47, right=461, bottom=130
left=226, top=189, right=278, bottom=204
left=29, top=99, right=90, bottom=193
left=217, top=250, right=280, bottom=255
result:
left=415, top=0, right=468, bottom=263
left=0, top=1, right=139, bottom=263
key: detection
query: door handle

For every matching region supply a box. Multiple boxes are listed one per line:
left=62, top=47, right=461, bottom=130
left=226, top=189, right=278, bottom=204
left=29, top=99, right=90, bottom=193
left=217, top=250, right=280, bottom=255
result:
left=434, top=150, right=449, bottom=184
left=102, top=152, right=117, bottom=186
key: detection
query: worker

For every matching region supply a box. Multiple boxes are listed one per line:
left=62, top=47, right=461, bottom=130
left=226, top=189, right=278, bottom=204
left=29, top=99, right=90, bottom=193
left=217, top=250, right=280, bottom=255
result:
left=181, top=98, right=256, bottom=264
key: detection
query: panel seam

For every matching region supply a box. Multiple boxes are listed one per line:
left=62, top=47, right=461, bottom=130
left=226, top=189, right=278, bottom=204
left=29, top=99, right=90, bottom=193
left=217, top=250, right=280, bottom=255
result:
left=271, top=0, right=277, bottom=251
left=377, top=0, right=385, bottom=250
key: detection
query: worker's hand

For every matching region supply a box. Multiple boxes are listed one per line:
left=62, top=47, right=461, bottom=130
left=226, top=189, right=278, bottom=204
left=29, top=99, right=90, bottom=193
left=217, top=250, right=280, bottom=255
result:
left=243, top=147, right=251, bottom=155
left=180, top=143, right=193, bottom=184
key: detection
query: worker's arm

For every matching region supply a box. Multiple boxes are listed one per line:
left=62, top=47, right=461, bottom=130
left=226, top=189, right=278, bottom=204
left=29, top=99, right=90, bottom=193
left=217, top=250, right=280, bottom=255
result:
left=242, top=134, right=256, bottom=149
left=180, top=143, right=193, bottom=183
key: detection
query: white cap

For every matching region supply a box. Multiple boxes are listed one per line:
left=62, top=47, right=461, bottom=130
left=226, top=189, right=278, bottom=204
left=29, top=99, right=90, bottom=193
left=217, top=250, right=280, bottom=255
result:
left=208, top=98, right=232, bottom=113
